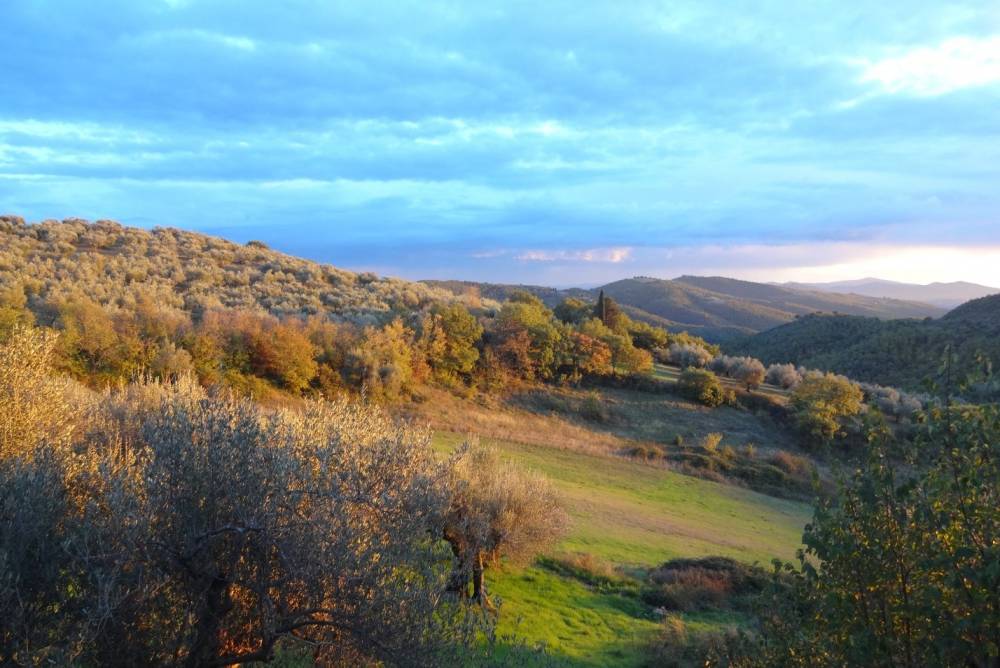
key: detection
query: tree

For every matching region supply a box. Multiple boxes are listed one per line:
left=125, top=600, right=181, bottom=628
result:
left=677, top=368, right=732, bottom=408
left=667, top=342, right=714, bottom=369
left=789, top=371, right=863, bottom=446
left=553, top=298, right=592, bottom=325
left=765, top=363, right=802, bottom=389
left=614, top=342, right=653, bottom=376
left=346, top=318, right=415, bottom=400
left=560, top=331, right=613, bottom=382
left=732, top=357, right=766, bottom=391
left=249, top=319, right=319, bottom=393
left=55, top=296, right=139, bottom=384
left=1, top=376, right=480, bottom=665
left=627, top=319, right=669, bottom=351
left=726, top=406, right=1000, bottom=667
left=593, top=291, right=625, bottom=331
left=444, top=447, right=568, bottom=609
left=494, top=298, right=562, bottom=380
left=423, top=303, right=483, bottom=383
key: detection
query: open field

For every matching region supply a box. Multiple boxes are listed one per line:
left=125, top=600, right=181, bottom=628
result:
left=433, top=432, right=812, bottom=665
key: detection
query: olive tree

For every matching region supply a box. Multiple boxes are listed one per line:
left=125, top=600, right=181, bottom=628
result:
left=77, top=384, right=474, bottom=666
left=765, top=363, right=802, bottom=390
left=444, top=447, right=568, bottom=609
left=667, top=343, right=713, bottom=369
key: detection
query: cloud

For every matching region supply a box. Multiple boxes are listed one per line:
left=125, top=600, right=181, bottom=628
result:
left=856, top=36, right=1000, bottom=96
left=515, top=247, right=633, bottom=263
left=0, top=1, right=998, bottom=286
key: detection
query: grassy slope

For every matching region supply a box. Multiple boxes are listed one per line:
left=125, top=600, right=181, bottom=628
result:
left=652, top=363, right=790, bottom=402
left=433, top=433, right=811, bottom=666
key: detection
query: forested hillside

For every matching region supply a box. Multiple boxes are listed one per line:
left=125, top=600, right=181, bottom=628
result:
left=734, top=295, right=1000, bottom=400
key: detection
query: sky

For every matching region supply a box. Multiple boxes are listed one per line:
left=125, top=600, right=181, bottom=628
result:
left=1, top=1, right=999, bottom=287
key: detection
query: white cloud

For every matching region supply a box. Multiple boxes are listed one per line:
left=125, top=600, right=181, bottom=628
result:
left=136, top=29, right=258, bottom=52
left=515, top=247, right=633, bottom=263
left=857, top=36, right=1000, bottom=96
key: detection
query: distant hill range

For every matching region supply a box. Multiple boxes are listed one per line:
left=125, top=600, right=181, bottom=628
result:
left=732, top=293, right=1000, bottom=398
left=425, top=275, right=946, bottom=341
left=780, top=278, right=999, bottom=309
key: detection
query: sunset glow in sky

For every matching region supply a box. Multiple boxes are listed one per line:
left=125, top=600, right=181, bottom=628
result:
left=1, top=1, right=999, bottom=286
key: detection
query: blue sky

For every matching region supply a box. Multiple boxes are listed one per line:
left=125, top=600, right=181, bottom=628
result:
left=2, top=1, right=999, bottom=286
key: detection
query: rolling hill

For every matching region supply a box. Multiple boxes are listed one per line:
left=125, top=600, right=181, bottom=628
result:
left=427, top=275, right=946, bottom=341
left=783, top=277, right=1000, bottom=309
left=0, top=215, right=459, bottom=323
left=732, top=294, right=1000, bottom=399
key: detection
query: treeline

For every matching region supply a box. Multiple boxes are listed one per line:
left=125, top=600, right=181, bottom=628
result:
left=0, top=326, right=567, bottom=665
left=0, top=273, right=713, bottom=402
left=662, top=337, right=932, bottom=450
left=734, top=309, right=1000, bottom=402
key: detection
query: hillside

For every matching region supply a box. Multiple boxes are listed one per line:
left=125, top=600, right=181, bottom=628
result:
left=436, top=432, right=809, bottom=666
left=733, top=294, right=1000, bottom=398
left=429, top=275, right=945, bottom=341
left=0, top=215, right=458, bottom=324
left=784, top=277, right=1000, bottom=308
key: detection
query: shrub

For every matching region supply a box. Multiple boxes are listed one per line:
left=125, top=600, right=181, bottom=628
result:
left=629, top=444, right=661, bottom=460
left=579, top=390, right=609, bottom=422
left=769, top=450, right=812, bottom=477
left=0, top=326, right=77, bottom=459
left=677, top=368, right=732, bottom=407
left=643, top=557, right=767, bottom=612
left=702, top=432, right=723, bottom=454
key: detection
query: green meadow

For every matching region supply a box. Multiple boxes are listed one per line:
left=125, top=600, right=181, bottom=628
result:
left=433, top=432, right=812, bottom=666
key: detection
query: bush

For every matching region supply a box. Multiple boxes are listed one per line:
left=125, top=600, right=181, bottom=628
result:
left=643, top=557, right=767, bottom=612
left=579, top=391, right=609, bottom=422
left=769, top=450, right=813, bottom=477
left=677, top=368, right=733, bottom=407
left=702, top=432, right=723, bottom=454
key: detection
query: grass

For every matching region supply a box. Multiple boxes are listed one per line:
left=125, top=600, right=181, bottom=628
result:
left=511, top=384, right=798, bottom=459
left=433, top=432, right=811, bottom=665
left=653, top=363, right=790, bottom=402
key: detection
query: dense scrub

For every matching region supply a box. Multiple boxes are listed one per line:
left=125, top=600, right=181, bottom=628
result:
left=0, top=215, right=455, bottom=321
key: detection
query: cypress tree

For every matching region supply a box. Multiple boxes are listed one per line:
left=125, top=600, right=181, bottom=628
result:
left=594, top=290, right=607, bottom=324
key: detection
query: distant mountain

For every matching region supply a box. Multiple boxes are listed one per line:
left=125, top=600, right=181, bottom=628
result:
left=732, top=294, right=1000, bottom=398
left=425, top=275, right=946, bottom=342
left=781, top=278, right=1000, bottom=309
